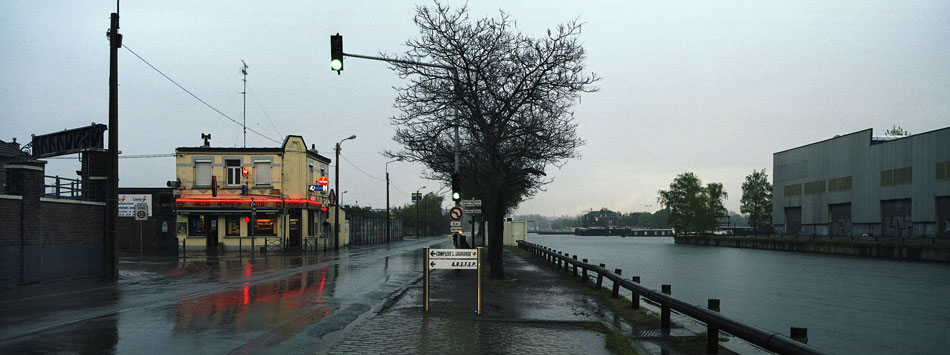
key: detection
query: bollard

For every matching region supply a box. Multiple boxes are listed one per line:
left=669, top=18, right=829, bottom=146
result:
left=611, top=269, right=622, bottom=298
left=557, top=252, right=562, bottom=267
left=707, top=299, right=721, bottom=354
left=563, top=254, right=569, bottom=272
left=239, top=238, right=242, bottom=258
left=596, top=264, right=606, bottom=289
left=572, top=255, right=578, bottom=276
left=661, top=284, right=671, bottom=329
left=791, top=327, right=808, bottom=344
left=631, top=276, right=640, bottom=309
left=581, top=259, right=588, bottom=282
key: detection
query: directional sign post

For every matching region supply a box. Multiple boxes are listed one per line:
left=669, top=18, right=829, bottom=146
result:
left=424, top=247, right=483, bottom=314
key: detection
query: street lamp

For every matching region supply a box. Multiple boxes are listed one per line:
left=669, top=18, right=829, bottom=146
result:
left=415, top=185, right=426, bottom=238
left=334, top=135, right=356, bottom=252
left=386, top=158, right=402, bottom=243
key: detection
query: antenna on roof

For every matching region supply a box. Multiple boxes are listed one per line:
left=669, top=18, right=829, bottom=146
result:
left=241, top=60, right=248, bottom=148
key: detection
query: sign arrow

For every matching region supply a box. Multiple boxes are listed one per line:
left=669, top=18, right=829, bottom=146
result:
left=430, top=261, right=436, bottom=268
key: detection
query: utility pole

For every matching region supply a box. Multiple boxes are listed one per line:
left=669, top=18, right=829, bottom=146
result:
left=105, top=5, right=121, bottom=280
left=241, top=60, right=248, bottom=148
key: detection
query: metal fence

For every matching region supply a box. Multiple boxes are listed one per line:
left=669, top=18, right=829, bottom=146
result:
left=518, top=240, right=832, bottom=355
left=43, top=175, right=95, bottom=200
left=348, top=213, right=404, bottom=246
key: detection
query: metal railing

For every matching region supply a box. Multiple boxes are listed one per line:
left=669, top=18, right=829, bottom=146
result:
left=43, top=175, right=94, bottom=200
left=517, top=240, right=832, bottom=355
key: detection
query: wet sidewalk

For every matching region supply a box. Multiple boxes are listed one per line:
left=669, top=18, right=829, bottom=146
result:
left=327, top=247, right=644, bottom=354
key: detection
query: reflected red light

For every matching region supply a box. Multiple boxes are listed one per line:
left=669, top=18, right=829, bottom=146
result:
left=244, top=262, right=253, bottom=278
left=243, top=286, right=249, bottom=305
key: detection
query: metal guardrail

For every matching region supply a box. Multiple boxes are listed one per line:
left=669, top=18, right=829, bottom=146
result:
left=517, top=240, right=832, bottom=355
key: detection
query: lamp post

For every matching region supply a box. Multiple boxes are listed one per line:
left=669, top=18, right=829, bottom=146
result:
left=415, top=185, right=426, bottom=238
left=334, top=135, right=356, bottom=252
left=386, top=158, right=402, bottom=243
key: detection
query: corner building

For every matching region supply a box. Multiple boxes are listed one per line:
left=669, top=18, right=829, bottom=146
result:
left=174, top=136, right=336, bottom=252
left=772, top=127, right=950, bottom=237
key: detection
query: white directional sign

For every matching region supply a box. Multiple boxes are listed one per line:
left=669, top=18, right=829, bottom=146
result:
left=429, top=248, right=477, bottom=259
left=429, top=259, right=477, bottom=269
left=427, top=248, right=478, bottom=270
left=424, top=247, right=483, bottom=314
left=462, top=208, right=481, bottom=214
left=450, top=221, right=462, bottom=227
left=460, top=199, right=481, bottom=207
left=450, top=226, right=462, bottom=232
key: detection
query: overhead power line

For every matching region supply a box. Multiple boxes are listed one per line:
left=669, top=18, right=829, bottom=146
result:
left=123, top=44, right=281, bottom=145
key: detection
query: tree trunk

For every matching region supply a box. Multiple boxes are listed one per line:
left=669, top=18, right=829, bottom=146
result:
left=487, top=188, right=505, bottom=279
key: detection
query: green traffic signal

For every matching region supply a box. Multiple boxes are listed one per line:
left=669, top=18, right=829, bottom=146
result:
left=330, top=34, right=343, bottom=72
left=452, top=191, right=461, bottom=201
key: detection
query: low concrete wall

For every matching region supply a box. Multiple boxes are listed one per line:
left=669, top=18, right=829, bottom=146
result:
left=674, top=236, right=950, bottom=262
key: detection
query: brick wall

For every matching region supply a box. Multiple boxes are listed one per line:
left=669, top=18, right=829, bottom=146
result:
left=1, top=160, right=107, bottom=285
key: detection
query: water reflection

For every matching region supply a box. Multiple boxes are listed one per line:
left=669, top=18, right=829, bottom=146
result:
left=174, top=267, right=335, bottom=334
left=530, top=234, right=950, bottom=354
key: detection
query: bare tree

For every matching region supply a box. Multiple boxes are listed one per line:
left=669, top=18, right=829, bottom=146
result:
left=387, top=2, right=598, bottom=278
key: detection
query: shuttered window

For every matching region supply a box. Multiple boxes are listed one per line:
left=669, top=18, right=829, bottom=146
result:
left=828, top=176, right=852, bottom=192
left=804, top=180, right=826, bottom=195
left=195, top=160, right=211, bottom=187
left=254, top=161, right=272, bottom=185
left=938, top=162, right=950, bottom=181
left=784, top=184, right=802, bottom=197
left=881, top=167, right=912, bottom=186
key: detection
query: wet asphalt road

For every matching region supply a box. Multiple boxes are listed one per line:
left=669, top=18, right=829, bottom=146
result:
left=0, top=237, right=451, bottom=354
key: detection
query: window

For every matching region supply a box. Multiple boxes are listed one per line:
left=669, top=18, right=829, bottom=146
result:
left=189, top=215, right=207, bottom=235
left=784, top=184, right=802, bottom=197
left=938, top=162, right=950, bottom=181
left=804, top=180, right=826, bottom=195
left=881, top=167, right=912, bottom=186
left=309, top=162, right=315, bottom=185
left=828, top=176, right=852, bottom=192
left=254, top=161, right=271, bottom=185
left=195, top=161, right=211, bottom=187
left=254, top=217, right=276, bottom=235
left=226, top=159, right=241, bottom=185
left=226, top=216, right=241, bottom=236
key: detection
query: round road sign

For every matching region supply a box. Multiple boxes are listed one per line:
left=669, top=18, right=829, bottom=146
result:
left=449, top=206, right=463, bottom=221
left=135, top=210, right=147, bottom=220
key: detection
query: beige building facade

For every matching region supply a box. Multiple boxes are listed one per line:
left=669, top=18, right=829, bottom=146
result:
left=173, top=136, right=346, bottom=252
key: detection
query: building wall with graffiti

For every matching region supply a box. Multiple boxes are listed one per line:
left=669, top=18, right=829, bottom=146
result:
left=773, top=126, right=950, bottom=237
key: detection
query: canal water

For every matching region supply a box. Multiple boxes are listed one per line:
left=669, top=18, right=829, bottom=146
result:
left=528, top=234, right=950, bottom=354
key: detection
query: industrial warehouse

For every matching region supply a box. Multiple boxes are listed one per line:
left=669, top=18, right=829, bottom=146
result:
left=773, top=127, right=950, bottom=237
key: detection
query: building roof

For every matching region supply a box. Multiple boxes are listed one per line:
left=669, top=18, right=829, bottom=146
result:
left=0, top=139, right=27, bottom=159
left=774, top=126, right=950, bottom=155
left=175, top=135, right=331, bottom=163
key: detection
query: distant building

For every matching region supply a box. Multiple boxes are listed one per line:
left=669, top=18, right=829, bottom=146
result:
left=173, top=135, right=335, bottom=252
left=582, top=208, right=620, bottom=228
left=772, top=127, right=950, bottom=237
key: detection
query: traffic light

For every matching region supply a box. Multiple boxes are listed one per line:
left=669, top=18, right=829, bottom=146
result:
left=330, top=33, right=343, bottom=73
left=451, top=174, right=461, bottom=202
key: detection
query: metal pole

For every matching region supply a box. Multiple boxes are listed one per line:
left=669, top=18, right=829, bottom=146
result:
left=386, top=171, right=390, bottom=243
left=415, top=198, right=419, bottom=238
left=139, top=220, right=143, bottom=258
left=424, top=195, right=428, bottom=238
left=334, top=142, right=340, bottom=252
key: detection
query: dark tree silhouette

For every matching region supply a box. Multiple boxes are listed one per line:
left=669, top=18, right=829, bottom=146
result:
left=386, top=2, right=598, bottom=278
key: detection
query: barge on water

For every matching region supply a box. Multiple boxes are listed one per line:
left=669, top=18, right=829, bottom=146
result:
left=573, top=227, right=675, bottom=237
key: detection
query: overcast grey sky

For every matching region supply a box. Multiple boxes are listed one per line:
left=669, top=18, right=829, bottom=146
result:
left=1, top=1, right=947, bottom=216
